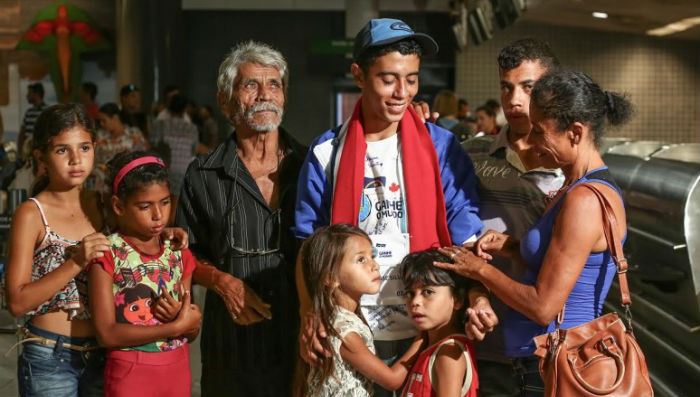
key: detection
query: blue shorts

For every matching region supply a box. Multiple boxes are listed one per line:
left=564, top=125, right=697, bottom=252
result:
left=17, top=323, right=105, bottom=397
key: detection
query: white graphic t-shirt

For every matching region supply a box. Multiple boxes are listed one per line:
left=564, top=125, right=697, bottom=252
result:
left=358, top=134, right=416, bottom=340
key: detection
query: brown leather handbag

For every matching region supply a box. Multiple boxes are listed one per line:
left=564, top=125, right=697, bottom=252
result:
left=533, top=183, right=654, bottom=397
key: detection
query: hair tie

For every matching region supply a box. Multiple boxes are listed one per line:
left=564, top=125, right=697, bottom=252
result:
left=112, top=156, right=165, bottom=193
left=605, top=91, right=615, bottom=113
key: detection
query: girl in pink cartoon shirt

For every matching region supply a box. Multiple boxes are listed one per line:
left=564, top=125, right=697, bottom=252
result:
left=89, top=151, right=201, bottom=397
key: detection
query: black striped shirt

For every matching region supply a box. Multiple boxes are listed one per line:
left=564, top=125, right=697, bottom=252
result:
left=175, top=128, right=306, bottom=395
left=22, top=103, right=47, bottom=136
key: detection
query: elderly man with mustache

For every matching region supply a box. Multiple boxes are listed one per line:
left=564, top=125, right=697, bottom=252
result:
left=176, top=41, right=306, bottom=396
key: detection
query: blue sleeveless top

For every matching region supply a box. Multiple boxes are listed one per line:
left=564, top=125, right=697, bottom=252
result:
left=503, top=166, right=624, bottom=357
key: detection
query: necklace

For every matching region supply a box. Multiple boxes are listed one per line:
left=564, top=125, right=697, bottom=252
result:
left=544, top=158, right=592, bottom=206
left=544, top=182, right=570, bottom=206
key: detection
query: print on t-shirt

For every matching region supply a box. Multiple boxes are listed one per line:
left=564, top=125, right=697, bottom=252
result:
left=95, top=234, right=195, bottom=352
left=358, top=134, right=415, bottom=340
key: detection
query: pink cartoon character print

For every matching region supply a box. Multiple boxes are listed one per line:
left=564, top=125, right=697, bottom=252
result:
left=115, top=284, right=160, bottom=326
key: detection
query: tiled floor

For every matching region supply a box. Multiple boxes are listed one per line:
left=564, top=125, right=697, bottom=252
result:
left=0, top=285, right=206, bottom=397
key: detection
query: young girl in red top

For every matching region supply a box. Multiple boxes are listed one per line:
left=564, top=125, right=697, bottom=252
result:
left=400, top=249, right=479, bottom=397
left=89, top=151, right=202, bottom=397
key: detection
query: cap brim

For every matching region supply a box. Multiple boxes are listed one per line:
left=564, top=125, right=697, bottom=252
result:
left=370, top=32, right=439, bottom=57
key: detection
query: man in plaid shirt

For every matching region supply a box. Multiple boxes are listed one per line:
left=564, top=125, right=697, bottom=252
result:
left=151, top=93, right=199, bottom=196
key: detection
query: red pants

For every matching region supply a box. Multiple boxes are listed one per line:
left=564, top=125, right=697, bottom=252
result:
left=104, top=346, right=191, bottom=397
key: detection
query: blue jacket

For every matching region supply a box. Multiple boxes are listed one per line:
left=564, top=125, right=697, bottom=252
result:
left=294, top=122, right=483, bottom=244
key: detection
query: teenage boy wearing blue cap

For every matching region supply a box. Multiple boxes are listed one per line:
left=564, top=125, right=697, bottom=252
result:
left=295, top=18, right=487, bottom=396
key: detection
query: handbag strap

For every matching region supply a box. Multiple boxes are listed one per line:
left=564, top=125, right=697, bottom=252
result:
left=578, top=183, right=631, bottom=307
left=553, top=182, right=632, bottom=330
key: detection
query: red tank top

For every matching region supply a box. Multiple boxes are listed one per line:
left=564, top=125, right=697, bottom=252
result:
left=401, top=334, right=478, bottom=397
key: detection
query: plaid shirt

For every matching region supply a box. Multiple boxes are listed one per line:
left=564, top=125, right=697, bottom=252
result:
left=151, top=117, right=199, bottom=193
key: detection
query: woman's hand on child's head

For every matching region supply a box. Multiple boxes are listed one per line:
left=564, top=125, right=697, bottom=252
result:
left=299, top=312, right=331, bottom=366
left=174, top=290, right=202, bottom=336
left=153, top=287, right=183, bottom=323
left=435, top=246, right=487, bottom=280
left=464, top=297, right=498, bottom=341
left=70, top=232, right=111, bottom=269
left=162, top=227, right=189, bottom=250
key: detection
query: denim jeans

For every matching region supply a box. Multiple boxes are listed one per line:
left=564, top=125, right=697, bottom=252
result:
left=17, top=323, right=105, bottom=397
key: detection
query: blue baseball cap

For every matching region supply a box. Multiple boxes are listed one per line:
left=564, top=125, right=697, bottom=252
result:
left=353, top=18, right=439, bottom=60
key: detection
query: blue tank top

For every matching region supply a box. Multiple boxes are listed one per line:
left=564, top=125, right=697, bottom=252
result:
left=503, top=166, right=624, bottom=357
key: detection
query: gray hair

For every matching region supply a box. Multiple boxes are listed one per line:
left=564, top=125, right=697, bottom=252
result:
left=217, top=40, right=289, bottom=103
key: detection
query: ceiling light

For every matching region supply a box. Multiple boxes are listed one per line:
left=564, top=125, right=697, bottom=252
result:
left=592, top=12, right=608, bottom=19
left=647, top=16, right=700, bottom=36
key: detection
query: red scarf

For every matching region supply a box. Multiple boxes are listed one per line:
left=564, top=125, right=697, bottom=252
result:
left=331, top=99, right=451, bottom=252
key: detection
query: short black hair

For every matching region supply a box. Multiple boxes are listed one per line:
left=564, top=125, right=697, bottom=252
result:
left=168, top=94, right=188, bottom=116
left=120, top=84, right=139, bottom=97
left=485, top=99, right=501, bottom=112
left=476, top=105, right=496, bottom=118
left=107, top=151, right=169, bottom=199
left=401, top=249, right=472, bottom=292
left=497, top=38, right=560, bottom=73
left=355, top=38, right=423, bottom=74
left=458, top=99, right=469, bottom=107
left=401, top=249, right=473, bottom=325
left=163, top=84, right=180, bottom=97
left=28, top=82, right=44, bottom=97
left=99, top=102, right=126, bottom=124
left=81, top=82, right=97, bottom=100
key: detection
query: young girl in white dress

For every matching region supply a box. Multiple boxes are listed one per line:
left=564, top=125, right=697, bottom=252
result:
left=298, top=224, right=423, bottom=396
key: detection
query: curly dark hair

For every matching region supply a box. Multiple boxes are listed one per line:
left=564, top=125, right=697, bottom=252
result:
left=107, top=150, right=169, bottom=199
left=497, top=38, right=560, bottom=73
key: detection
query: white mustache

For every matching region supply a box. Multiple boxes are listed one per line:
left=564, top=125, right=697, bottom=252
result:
left=245, top=102, right=282, bottom=118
